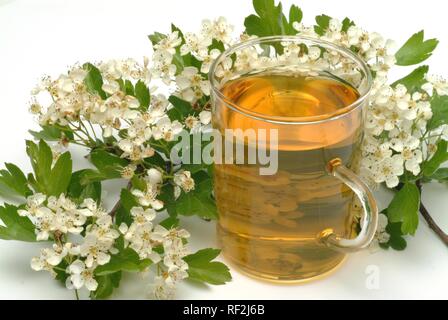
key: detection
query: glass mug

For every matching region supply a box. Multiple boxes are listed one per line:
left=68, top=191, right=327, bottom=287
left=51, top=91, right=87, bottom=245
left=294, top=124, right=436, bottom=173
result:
left=209, top=36, right=378, bottom=282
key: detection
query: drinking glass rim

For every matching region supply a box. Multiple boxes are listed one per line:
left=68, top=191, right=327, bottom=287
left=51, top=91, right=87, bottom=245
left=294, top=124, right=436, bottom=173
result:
left=209, top=35, right=373, bottom=125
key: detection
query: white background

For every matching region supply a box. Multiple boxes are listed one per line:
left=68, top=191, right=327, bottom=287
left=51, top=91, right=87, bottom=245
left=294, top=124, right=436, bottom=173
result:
left=0, top=0, right=447, bottom=300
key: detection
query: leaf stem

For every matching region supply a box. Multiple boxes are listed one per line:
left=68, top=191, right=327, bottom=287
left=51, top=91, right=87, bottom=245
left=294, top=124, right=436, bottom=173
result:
left=75, top=289, right=80, bottom=300
left=416, top=180, right=448, bottom=246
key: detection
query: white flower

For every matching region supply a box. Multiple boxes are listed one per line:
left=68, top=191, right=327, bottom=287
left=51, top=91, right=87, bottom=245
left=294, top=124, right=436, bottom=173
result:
left=292, top=22, right=318, bottom=37
left=399, top=147, right=423, bottom=175
left=80, top=198, right=107, bottom=218
left=197, top=48, right=221, bottom=74
left=132, top=183, right=164, bottom=210
left=88, top=215, right=120, bottom=245
left=176, top=66, right=210, bottom=102
left=185, top=115, right=200, bottom=130
left=369, top=214, right=390, bottom=251
left=199, top=110, right=212, bottom=125
left=422, top=74, right=448, bottom=96
left=322, top=19, right=343, bottom=43
left=79, top=234, right=112, bottom=268
left=18, top=193, right=48, bottom=217
left=152, top=225, right=190, bottom=253
left=173, top=170, right=195, bottom=192
left=124, top=222, right=158, bottom=260
left=102, top=80, right=120, bottom=95
left=153, top=31, right=182, bottom=55
left=152, top=116, right=183, bottom=142
left=371, top=155, right=404, bottom=188
left=66, top=260, right=98, bottom=291
left=146, top=168, right=164, bottom=185
left=214, top=56, right=233, bottom=81
left=151, top=275, right=176, bottom=300
left=121, top=164, right=136, bottom=179
left=131, top=206, right=156, bottom=225
left=201, top=17, right=234, bottom=45
left=151, top=50, right=177, bottom=84
left=180, top=32, right=211, bottom=57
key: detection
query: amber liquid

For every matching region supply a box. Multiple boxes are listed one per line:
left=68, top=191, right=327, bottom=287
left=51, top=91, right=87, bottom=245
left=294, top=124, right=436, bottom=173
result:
left=214, top=73, right=363, bottom=281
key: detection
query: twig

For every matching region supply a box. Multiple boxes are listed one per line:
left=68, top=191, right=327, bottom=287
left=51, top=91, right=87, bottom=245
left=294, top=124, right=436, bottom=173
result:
left=109, top=181, right=132, bottom=218
left=416, top=180, right=448, bottom=246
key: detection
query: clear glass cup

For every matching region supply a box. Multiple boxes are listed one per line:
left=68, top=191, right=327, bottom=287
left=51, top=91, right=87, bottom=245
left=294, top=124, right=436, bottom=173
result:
left=209, top=36, right=378, bottom=282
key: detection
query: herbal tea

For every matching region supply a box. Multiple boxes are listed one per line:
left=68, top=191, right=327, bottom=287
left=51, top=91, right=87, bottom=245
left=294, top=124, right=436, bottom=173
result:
left=213, top=72, right=363, bottom=281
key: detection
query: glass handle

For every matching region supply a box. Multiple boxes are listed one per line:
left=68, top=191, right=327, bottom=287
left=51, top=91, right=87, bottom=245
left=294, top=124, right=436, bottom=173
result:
left=318, top=158, right=379, bottom=252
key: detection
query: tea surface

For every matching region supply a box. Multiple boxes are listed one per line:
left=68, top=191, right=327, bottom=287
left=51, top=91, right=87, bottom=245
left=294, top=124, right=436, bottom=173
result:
left=214, top=73, right=363, bottom=281
left=220, top=73, right=359, bottom=118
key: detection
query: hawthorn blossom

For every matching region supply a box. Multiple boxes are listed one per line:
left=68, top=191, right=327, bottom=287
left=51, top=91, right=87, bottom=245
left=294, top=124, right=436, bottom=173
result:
left=66, top=260, right=98, bottom=291
left=173, top=170, right=195, bottom=192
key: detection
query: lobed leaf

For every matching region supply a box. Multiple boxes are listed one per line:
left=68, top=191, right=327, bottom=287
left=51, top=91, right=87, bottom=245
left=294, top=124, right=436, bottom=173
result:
left=0, top=203, right=36, bottom=242
left=67, top=170, right=102, bottom=204
left=174, top=171, right=217, bottom=219
left=184, top=248, right=231, bottom=285
left=115, top=188, right=139, bottom=226
left=83, top=63, right=107, bottom=99
left=392, top=65, right=429, bottom=92
left=395, top=30, right=439, bottom=66
left=0, top=163, right=32, bottom=197
left=26, top=140, right=72, bottom=196
left=91, top=271, right=122, bottom=300
left=387, top=183, right=420, bottom=235
left=428, top=94, right=448, bottom=130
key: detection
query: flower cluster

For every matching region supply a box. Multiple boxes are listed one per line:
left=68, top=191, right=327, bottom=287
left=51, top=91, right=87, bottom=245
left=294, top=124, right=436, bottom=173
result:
left=23, top=189, right=194, bottom=298
left=23, top=194, right=118, bottom=291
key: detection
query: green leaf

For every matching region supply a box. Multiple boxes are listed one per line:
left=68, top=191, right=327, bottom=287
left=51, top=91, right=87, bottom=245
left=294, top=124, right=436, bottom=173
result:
left=168, top=95, right=193, bottom=121
left=67, top=170, right=102, bottom=204
left=341, top=17, right=355, bottom=32
left=184, top=249, right=231, bottom=285
left=47, top=152, right=72, bottom=196
left=90, top=149, right=128, bottom=180
left=209, top=39, right=225, bottom=52
left=148, top=32, right=166, bottom=46
left=115, top=188, right=139, bottom=226
left=83, top=63, right=107, bottom=99
left=0, top=204, right=36, bottom=242
left=392, top=65, right=429, bottom=92
left=143, top=151, right=167, bottom=170
left=288, top=5, right=303, bottom=25
left=314, top=14, right=331, bottom=36
left=0, top=163, right=32, bottom=197
left=160, top=216, right=180, bottom=229
left=131, top=175, right=146, bottom=191
left=175, top=171, right=217, bottom=219
left=383, top=219, right=407, bottom=251
left=95, top=248, right=152, bottom=276
left=387, top=183, right=420, bottom=235
left=91, top=271, right=122, bottom=300
left=389, top=235, right=407, bottom=251
left=423, top=140, right=448, bottom=176
left=135, top=80, right=150, bottom=110
left=395, top=31, right=439, bottom=66
left=29, top=125, right=74, bottom=142
left=428, top=94, right=448, bottom=130
left=26, top=140, right=72, bottom=196
left=244, top=0, right=287, bottom=37
left=158, top=183, right=177, bottom=217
